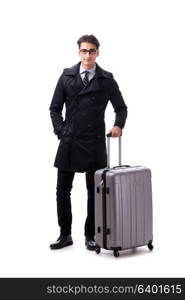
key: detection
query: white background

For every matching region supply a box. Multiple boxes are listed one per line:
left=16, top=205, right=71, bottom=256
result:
left=0, top=0, right=185, bottom=277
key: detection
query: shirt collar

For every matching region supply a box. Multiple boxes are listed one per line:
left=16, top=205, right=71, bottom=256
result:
left=80, top=64, right=96, bottom=74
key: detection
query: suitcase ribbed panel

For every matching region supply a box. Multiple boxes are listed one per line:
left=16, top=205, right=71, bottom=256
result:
left=130, top=173, right=137, bottom=247
left=108, top=169, right=152, bottom=250
left=136, top=172, right=145, bottom=246
left=121, top=174, right=130, bottom=248
left=95, top=167, right=153, bottom=251
left=144, top=170, right=153, bottom=243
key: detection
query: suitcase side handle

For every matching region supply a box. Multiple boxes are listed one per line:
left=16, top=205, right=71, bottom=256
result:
left=106, top=133, right=122, bottom=168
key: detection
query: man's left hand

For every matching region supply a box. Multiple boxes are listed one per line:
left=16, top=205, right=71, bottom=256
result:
left=109, top=126, right=122, bottom=138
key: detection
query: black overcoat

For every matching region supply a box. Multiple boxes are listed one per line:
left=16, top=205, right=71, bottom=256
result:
left=49, top=62, right=127, bottom=172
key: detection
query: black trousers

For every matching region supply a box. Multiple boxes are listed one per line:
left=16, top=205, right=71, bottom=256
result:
left=56, top=169, right=96, bottom=237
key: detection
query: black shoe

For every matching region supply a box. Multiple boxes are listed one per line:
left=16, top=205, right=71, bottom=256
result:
left=50, top=235, right=73, bottom=250
left=85, top=236, right=96, bottom=251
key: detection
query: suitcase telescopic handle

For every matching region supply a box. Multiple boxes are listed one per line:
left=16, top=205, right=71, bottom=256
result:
left=106, top=132, right=122, bottom=168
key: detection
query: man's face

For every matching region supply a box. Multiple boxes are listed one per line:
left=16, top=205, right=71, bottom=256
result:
left=78, top=42, right=99, bottom=69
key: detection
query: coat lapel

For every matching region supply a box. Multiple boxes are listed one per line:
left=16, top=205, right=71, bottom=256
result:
left=63, top=62, right=83, bottom=95
left=63, top=62, right=110, bottom=96
left=73, top=72, right=84, bottom=93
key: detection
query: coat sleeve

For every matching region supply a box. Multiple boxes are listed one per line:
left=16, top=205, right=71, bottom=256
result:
left=108, top=76, right=128, bottom=129
left=49, top=74, right=65, bottom=139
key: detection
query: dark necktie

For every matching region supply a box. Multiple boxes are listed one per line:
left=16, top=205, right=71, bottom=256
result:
left=83, top=71, right=89, bottom=86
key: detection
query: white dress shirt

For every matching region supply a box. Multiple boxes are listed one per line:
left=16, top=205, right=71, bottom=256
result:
left=80, top=64, right=96, bottom=82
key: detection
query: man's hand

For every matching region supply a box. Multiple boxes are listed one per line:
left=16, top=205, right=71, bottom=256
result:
left=109, top=126, right=122, bottom=138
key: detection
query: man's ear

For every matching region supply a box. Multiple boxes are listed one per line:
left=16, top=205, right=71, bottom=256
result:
left=96, top=50, right=99, bottom=57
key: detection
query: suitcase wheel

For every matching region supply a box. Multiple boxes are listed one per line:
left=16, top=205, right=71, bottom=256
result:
left=113, top=249, right=120, bottom=257
left=148, top=241, right=154, bottom=251
left=95, top=246, right=101, bottom=254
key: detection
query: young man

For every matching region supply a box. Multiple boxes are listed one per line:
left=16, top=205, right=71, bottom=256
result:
left=49, top=35, right=127, bottom=251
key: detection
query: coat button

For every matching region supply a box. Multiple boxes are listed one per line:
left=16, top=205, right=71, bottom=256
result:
left=91, top=96, right=95, bottom=100
left=87, top=124, right=91, bottom=128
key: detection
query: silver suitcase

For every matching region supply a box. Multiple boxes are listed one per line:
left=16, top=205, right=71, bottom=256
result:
left=94, top=134, right=153, bottom=257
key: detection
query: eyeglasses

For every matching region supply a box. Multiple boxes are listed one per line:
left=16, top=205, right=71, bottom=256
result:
left=79, top=48, right=97, bottom=55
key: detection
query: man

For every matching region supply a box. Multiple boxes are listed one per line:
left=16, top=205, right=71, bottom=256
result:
left=49, top=35, right=127, bottom=251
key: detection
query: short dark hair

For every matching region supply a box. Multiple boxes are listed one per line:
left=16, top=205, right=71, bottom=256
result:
left=77, top=35, right=100, bottom=49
